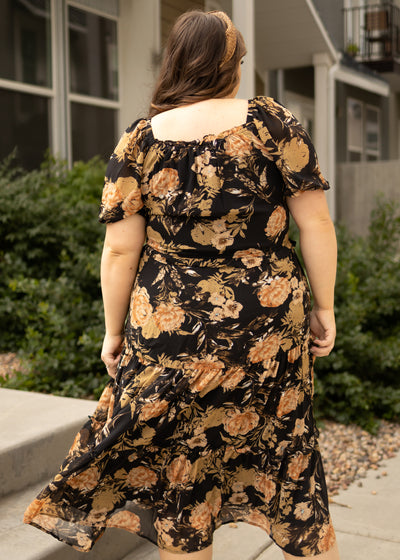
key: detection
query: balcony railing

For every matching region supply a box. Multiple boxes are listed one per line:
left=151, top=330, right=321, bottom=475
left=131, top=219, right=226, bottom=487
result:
left=343, top=2, right=400, bottom=72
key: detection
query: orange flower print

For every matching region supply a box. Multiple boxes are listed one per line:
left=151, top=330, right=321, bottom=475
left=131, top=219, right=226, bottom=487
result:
left=153, top=303, right=185, bottom=332
left=166, top=455, right=192, bottom=486
left=23, top=498, right=46, bottom=524
left=220, top=366, right=246, bottom=390
left=233, top=248, right=264, bottom=268
left=224, top=133, right=253, bottom=158
left=126, top=466, right=158, bottom=488
left=121, top=186, right=143, bottom=217
left=107, top=510, right=141, bottom=532
left=149, top=168, right=180, bottom=198
left=247, top=510, right=271, bottom=533
left=255, top=473, right=276, bottom=502
left=187, top=355, right=224, bottom=392
left=277, top=387, right=300, bottom=417
left=130, top=287, right=153, bottom=327
left=140, top=399, right=169, bottom=421
left=318, top=522, right=336, bottom=552
left=101, top=180, right=123, bottom=211
left=189, top=501, right=212, bottom=530
left=294, top=501, right=313, bottom=521
left=67, top=467, right=100, bottom=492
left=224, top=409, right=259, bottom=436
left=265, top=206, right=286, bottom=238
left=258, top=277, right=291, bottom=307
left=287, top=452, right=310, bottom=481
left=248, top=334, right=280, bottom=363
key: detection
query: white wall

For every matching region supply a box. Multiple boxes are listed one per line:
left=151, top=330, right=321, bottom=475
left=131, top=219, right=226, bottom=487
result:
left=119, top=0, right=160, bottom=129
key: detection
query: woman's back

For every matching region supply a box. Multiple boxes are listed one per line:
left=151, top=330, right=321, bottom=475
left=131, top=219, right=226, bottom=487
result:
left=150, top=98, right=249, bottom=142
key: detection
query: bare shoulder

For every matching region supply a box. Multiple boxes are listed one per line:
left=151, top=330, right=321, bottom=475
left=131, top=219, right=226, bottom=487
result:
left=151, top=98, right=250, bottom=141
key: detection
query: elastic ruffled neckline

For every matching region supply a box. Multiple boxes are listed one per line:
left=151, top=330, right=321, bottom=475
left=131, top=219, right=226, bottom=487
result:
left=147, top=96, right=263, bottom=147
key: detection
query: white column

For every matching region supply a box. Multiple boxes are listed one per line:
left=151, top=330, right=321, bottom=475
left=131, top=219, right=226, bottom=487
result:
left=313, top=52, right=336, bottom=219
left=50, top=0, right=69, bottom=161
left=119, top=0, right=160, bottom=129
left=232, top=0, right=255, bottom=100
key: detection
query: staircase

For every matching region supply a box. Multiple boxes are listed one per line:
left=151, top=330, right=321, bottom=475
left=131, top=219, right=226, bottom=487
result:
left=0, top=388, right=272, bottom=560
left=0, top=387, right=159, bottom=560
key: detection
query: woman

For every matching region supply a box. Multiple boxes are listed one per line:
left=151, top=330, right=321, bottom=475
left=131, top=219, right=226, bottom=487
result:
left=24, top=10, right=339, bottom=560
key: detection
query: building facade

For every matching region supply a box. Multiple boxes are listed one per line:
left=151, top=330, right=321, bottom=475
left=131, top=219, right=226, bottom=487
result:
left=2, top=0, right=400, bottom=228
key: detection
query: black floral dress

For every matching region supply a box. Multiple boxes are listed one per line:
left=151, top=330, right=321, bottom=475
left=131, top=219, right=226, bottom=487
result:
left=24, top=97, right=336, bottom=556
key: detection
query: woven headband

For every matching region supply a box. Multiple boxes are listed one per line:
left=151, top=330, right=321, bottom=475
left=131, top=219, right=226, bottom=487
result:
left=209, top=11, right=237, bottom=67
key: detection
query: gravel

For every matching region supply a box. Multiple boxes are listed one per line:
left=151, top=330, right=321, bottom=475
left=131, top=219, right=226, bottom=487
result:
left=1, top=353, right=399, bottom=497
left=318, top=419, right=400, bottom=496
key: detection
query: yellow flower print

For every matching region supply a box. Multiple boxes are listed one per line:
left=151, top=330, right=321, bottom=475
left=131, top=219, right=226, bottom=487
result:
left=279, top=136, right=310, bottom=172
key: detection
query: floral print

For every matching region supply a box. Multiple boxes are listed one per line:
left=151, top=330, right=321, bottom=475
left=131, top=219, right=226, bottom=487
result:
left=24, top=97, right=335, bottom=556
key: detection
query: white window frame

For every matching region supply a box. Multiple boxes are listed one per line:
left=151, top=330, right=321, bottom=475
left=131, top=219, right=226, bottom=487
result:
left=365, top=103, right=381, bottom=160
left=346, top=97, right=381, bottom=161
left=347, top=97, right=364, bottom=160
left=0, top=0, right=54, bottom=158
left=65, top=1, right=120, bottom=165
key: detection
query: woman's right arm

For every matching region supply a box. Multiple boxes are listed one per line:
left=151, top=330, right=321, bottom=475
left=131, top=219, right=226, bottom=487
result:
left=286, top=189, right=337, bottom=357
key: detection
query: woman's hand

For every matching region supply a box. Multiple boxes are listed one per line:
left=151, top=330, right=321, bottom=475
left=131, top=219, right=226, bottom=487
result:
left=101, top=333, right=124, bottom=379
left=309, top=308, right=336, bottom=357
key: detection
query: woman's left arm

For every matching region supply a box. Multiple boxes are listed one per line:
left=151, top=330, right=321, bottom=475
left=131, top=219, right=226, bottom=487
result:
left=100, top=213, right=146, bottom=378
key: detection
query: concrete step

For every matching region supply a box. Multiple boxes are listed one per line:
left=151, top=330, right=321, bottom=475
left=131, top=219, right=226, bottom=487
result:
left=0, top=478, right=145, bottom=560
left=0, top=388, right=95, bottom=496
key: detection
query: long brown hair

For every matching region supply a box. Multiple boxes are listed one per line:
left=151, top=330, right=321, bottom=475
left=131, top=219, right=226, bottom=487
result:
left=149, top=10, right=247, bottom=117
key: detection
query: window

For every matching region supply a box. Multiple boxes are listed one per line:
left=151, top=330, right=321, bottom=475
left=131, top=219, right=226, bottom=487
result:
left=0, top=0, right=52, bottom=169
left=0, top=1, right=119, bottom=169
left=67, top=4, right=119, bottom=161
left=346, top=98, right=381, bottom=161
left=365, top=105, right=380, bottom=160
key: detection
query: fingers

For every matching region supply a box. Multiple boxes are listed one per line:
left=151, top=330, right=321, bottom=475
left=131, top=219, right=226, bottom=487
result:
left=310, top=334, right=335, bottom=357
left=101, top=353, right=121, bottom=379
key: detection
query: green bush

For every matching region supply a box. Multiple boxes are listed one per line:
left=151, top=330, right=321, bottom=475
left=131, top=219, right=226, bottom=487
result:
left=0, top=156, right=108, bottom=398
left=313, top=198, right=400, bottom=429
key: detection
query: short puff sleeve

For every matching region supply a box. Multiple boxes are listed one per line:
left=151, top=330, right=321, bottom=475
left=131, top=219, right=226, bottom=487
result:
left=254, top=97, right=330, bottom=197
left=99, top=119, right=149, bottom=223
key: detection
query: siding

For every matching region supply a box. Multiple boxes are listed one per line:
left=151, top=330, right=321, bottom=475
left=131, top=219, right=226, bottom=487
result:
left=313, top=0, right=344, bottom=51
left=336, top=160, right=400, bottom=235
left=161, top=0, right=205, bottom=47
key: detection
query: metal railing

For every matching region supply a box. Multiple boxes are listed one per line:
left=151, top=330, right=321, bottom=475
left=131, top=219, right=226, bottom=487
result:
left=343, top=2, right=400, bottom=65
